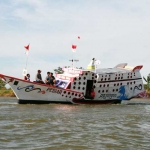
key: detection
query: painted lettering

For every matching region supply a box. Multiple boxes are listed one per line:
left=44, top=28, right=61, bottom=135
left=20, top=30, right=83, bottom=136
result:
left=99, top=94, right=117, bottom=99
left=46, top=88, right=62, bottom=95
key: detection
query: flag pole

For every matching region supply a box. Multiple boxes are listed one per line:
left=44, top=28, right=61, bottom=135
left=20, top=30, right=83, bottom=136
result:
left=25, top=53, right=29, bottom=70
left=23, top=44, right=30, bottom=76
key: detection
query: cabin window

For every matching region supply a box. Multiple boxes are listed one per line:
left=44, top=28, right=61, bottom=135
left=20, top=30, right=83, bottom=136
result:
left=56, top=80, right=69, bottom=89
left=14, top=81, right=19, bottom=85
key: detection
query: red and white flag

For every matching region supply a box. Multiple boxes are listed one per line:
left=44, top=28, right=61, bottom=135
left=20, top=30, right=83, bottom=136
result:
left=72, top=44, right=77, bottom=52
left=24, top=44, right=30, bottom=55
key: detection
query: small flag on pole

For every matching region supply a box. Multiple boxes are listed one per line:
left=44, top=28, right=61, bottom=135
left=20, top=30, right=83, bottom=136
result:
left=24, top=44, right=30, bottom=55
left=72, top=44, right=77, bottom=52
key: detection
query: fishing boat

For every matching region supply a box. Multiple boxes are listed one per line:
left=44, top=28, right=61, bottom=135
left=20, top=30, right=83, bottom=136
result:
left=0, top=59, right=146, bottom=104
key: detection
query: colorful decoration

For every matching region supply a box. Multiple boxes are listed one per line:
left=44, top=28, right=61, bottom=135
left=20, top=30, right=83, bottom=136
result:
left=117, top=86, right=128, bottom=100
left=17, top=85, right=45, bottom=94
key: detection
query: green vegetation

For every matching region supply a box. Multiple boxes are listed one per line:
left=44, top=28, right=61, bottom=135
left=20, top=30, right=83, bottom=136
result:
left=0, top=79, right=5, bottom=89
left=54, top=67, right=64, bottom=74
left=143, top=76, right=150, bottom=97
left=0, top=79, right=15, bottom=97
left=143, top=76, right=150, bottom=89
left=0, top=89, right=15, bottom=97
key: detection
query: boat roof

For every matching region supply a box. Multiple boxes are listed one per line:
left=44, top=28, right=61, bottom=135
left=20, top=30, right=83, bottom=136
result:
left=89, top=67, right=132, bottom=74
left=56, top=63, right=143, bottom=81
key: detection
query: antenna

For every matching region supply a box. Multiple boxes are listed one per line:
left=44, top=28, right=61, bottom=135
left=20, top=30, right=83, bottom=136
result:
left=69, top=59, right=79, bottom=68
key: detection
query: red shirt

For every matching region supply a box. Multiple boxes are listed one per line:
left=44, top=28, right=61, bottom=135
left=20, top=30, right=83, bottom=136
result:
left=91, top=91, right=96, bottom=99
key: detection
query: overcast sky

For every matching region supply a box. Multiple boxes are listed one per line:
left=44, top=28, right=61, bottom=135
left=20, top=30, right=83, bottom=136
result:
left=0, top=0, right=150, bottom=81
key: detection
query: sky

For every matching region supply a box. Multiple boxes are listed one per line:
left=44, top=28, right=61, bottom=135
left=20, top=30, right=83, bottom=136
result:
left=0, top=0, right=150, bottom=81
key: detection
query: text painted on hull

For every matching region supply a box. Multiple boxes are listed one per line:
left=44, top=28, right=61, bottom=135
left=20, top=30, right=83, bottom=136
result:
left=99, top=94, right=117, bottom=99
left=46, top=88, right=62, bottom=94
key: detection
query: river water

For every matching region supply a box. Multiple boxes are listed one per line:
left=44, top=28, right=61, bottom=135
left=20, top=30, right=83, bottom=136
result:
left=0, top=98, right=150, bottom=150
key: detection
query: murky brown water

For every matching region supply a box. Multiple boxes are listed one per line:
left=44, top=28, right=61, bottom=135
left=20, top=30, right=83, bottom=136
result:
left=0, top=98, right=150, bottom=150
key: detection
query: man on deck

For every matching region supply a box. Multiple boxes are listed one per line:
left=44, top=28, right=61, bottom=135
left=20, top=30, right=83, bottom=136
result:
left=35, top=70, right=44, bottom=84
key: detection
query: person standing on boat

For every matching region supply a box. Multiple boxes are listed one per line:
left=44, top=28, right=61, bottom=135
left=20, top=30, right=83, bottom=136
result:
left=24, top=74, right=30, bottom=81
left=36, top=70, right=44, bottom=84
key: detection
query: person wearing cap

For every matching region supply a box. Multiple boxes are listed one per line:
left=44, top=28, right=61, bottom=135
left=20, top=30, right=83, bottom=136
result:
left=35, top=70, right=44, bottom=84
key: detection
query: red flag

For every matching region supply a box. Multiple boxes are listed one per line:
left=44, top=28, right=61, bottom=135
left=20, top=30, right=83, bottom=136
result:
left=78, top=36, right=80, bottom=39
left=72, top=44, right=77, bottom=49
left=24, top=44, right=29, bottom=50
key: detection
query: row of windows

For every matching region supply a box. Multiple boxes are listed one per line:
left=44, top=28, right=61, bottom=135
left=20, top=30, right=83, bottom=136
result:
left=63, top=91, right=81, bottom=97
left=62, top=95, right=81, bottom=98
left=98, top=87, right=134, bottom=93
left=74, top=74, right=136, bottom=81
left=73, top=86, right=85, bottom=90
left=83, top=72, right=136, bottom=77
left=74, top=82, right=86, bottom=85
left=73, top=81, right=136, bottom=89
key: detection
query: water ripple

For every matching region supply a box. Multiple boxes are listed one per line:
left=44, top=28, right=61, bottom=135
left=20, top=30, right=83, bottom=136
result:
left=0, top=98, right=150, bottom=149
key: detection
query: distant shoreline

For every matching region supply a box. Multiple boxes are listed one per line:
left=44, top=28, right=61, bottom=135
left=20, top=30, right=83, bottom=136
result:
left=0, top=97, right=17, bottom=100
left=0, top=89, right=15, bottom=97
